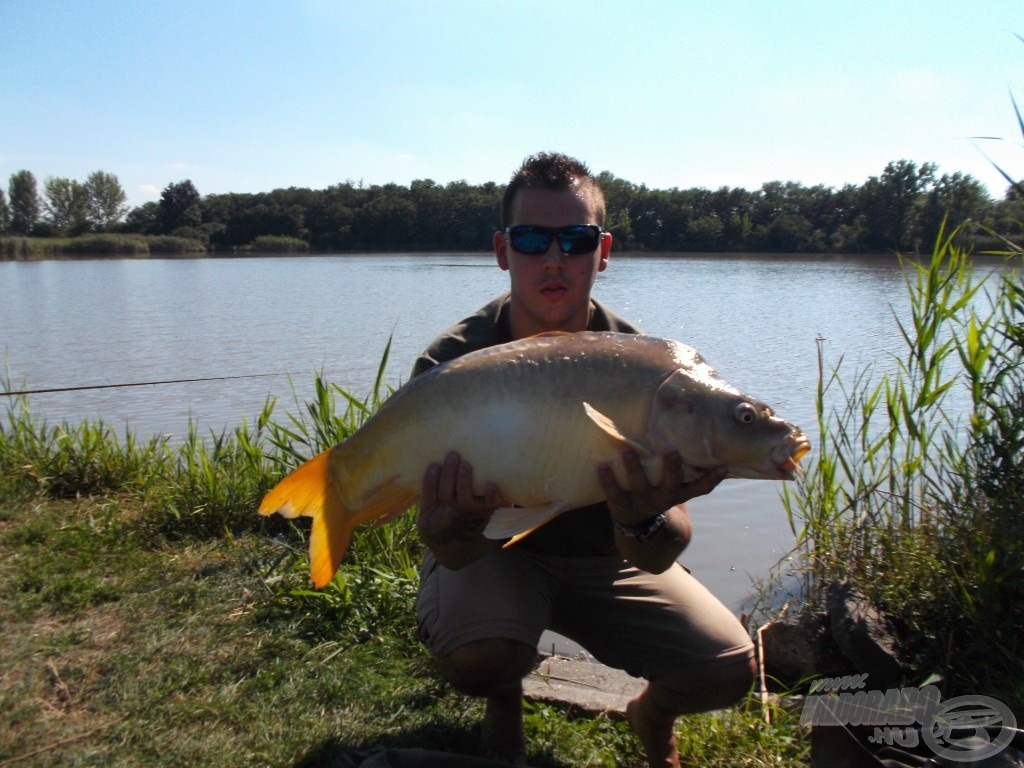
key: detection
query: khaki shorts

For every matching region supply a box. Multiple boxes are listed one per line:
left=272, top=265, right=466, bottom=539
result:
left=416, top=547, right=754, bottom=681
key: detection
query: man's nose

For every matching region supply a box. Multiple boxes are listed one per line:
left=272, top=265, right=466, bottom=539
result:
left=540, top=239, right=566, bottom=268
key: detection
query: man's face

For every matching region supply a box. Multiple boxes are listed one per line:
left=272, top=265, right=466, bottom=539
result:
left=494, top=185, right=612, bottom=338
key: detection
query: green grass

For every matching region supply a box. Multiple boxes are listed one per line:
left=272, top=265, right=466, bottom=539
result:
left=247, top=235, right=310, bottom=253
left=0, top=354, right=810, bottom=766
left=0, top=234, right=206, bottom=259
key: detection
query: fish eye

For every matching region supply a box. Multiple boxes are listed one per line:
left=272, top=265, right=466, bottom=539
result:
left=734, top=402, right=758, bottom=424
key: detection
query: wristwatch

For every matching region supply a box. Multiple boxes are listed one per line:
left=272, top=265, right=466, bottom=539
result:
left=612, top=512, right=667, bottom=543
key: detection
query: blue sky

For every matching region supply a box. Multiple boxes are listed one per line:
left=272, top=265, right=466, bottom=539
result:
left=2, top=1, right=1022, bottom=208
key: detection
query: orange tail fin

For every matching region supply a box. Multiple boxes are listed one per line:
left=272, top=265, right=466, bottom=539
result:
left=258, top=449, right=418, bottom=588
left=258, top=449, right=357, bottom=589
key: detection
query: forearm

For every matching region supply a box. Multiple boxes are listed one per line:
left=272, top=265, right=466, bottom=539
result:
left=613, top=504, right=692, bottom=574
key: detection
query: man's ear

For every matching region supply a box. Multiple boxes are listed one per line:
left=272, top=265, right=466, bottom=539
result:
left=598, top=231, right=612, bottom=272
left=494, top=230, right=510, bottom=271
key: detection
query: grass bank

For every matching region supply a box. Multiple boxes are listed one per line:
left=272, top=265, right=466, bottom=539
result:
left=0, top=358, right=807, bottom=766
left=0, top=234, right=208, bottom=259
left=0, top=233, right=313, bottom=259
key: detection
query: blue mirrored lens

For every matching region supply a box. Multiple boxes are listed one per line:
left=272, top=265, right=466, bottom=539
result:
left=558, top=226, right=601, bottom=255
left=511, top=227, right=553, bottom=253
left=508, top=225, right=600, bottom=255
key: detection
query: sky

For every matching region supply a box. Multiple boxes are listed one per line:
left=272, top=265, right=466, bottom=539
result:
left=2, top=1, right=1023, bottom=209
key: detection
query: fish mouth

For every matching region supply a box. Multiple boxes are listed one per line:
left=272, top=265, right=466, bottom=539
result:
left=773, top=433, right=811, bottom=479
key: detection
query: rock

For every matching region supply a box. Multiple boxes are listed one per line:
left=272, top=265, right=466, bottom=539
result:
left=523, top=656, right=644, bottom=715
left=761, top=612, right=850, bottom=689
left=826, top=581, right=903, bottom=689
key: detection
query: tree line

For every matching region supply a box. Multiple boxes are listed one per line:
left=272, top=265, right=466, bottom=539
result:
left=2, top=161, right=1020, bottom=254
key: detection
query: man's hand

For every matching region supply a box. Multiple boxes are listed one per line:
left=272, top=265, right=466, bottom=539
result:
left=417, top=452, right=507, bottom=569
left=597, top=450, right=726, bottom=573
left=597, top=450, right=726, bottom=529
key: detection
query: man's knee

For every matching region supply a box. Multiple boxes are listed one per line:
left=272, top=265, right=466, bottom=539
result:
left=712, top=654, right=757, bottom=705
left=649, top=654, right=757, bottom=714
left=436, top=638, right=538, bottom=696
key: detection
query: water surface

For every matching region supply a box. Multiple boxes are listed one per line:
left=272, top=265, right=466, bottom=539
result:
left=2, top=252, right=1010, bottom=618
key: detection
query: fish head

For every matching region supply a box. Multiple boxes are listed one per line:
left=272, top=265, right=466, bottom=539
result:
left=649, top=368, right=811, bottom=481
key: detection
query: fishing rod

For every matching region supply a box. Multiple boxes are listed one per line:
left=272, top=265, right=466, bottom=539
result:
left=1, top=372, right=298, bottom=397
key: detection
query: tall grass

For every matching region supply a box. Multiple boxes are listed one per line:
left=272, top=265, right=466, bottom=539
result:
left=0, top=344, right=394, bottom=528
left=0, top=393, right=170, bottom=499
left=0, top=338, right=418, bottom=647
left=782, top=224, right=1024, bottom=710
left=0, top=233, right=206, bottom=258
left=247, top=234, right=310, bottom=253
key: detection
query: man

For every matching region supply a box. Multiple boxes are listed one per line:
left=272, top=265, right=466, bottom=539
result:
left=413, top=153, right=756, bottom=768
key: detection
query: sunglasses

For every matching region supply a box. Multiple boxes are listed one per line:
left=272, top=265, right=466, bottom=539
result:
left=505, top=225, right=603, bottom=256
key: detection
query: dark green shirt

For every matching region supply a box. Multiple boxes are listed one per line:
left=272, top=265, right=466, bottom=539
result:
left=412, top=293, right=642, bottom=557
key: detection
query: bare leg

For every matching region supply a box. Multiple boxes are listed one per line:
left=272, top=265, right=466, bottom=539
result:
left=480, top=680, right=526, bottom=764
left=626, top=691, right=682, bottom=768
left=626, top=656, right=756, bottom=768
left=436, top=638, right=537, bottom=763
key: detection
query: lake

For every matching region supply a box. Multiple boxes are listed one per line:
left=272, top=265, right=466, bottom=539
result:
left=1, top=252, right=1013, bottom=623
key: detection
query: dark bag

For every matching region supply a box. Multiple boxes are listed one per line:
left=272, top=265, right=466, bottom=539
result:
left=812, top=723, right=1024, bottom=767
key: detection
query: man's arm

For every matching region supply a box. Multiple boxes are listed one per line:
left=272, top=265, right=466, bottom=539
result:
left=598, top=450, right=727, bottom=574
left=417, top=452, right=508, bottom=570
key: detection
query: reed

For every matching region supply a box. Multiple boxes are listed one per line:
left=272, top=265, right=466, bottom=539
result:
left=61, top=234, right=151, bottom=254
left=0, top=233, right=206, bottom=258
left=782, top=224, right=1024, bottom=708
left=0, top=235, right=63, bottom=259
left=248, top=234, right=310, bottom=253
left=142, top=235, right=207, bottom=253
left=0, top=391, right=170, bottom=500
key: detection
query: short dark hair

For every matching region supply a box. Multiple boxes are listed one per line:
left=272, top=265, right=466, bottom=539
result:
left=500, top=152, right=606, bottom=229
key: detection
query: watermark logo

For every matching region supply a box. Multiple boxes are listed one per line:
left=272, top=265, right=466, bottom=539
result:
left=801, top=676, right=1018, bottom=763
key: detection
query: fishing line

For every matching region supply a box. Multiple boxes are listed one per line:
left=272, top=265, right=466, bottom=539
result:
left=2, top=372, right=298, bottom=397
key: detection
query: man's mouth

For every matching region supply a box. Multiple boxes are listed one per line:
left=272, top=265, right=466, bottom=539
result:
left=540, top=281, right=568, bottom=299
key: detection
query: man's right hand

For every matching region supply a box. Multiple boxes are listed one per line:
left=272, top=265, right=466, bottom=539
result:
left=417, top=452, right=507, bottom=569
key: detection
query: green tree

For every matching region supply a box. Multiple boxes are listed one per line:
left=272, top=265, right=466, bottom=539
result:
left=158, top=179, right=202, bottom=234
left=859, top=160, right=937, bottom=250
left=0, top=188, right=10, bottom=233
left=710, top=186, right=753, bottom=250
left=84, top=171, right=129, bottom=231
left=124, top=201, right=160, bottom=234
left=443, top=179, right=500, bottom=249
left=410, top=178, right=448, bottom=248
left=9, top=170, right=40, bottom=235
left=43, top=176, right=90, bottom=235
left=631, top=188, right=689, bottom=250
left=685, top=214, right=723, bottom=250
left=916, top=172, right=990, bottom=247
left=351, top=184, right=416, bottom=249
left=764, top=212, right=825, bottom=251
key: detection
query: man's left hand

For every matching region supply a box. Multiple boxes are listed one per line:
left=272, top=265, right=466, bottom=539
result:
left=597, top=449, right=726, bottom=528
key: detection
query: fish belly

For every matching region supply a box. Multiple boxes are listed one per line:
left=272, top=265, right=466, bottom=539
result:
left=331, top=337, right=667, bottom=515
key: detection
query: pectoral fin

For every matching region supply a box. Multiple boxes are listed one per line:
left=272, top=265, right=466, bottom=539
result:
left=483, top=501, right=566, bottom=543
left=582, top=402, right=654, bottom=457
